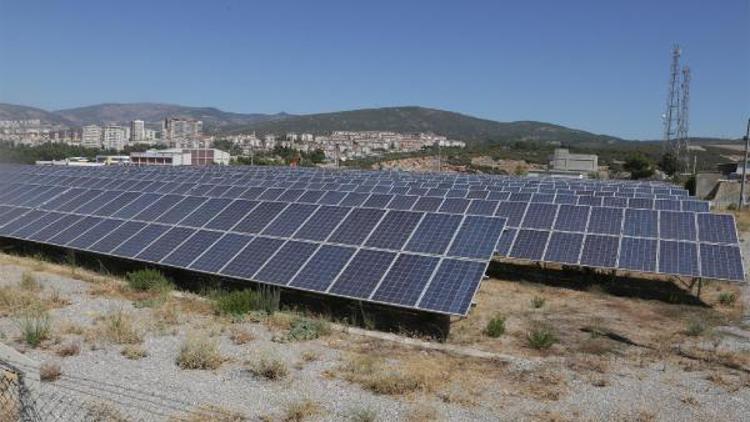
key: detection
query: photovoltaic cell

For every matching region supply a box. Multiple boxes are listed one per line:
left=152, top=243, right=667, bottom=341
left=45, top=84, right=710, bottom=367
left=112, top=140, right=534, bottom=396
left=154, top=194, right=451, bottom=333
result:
left=365, top=210, right=423, bottom=250
left=700, top=244, right=743, bottom=281
left=155, top=196, right=208, bottom=224
left=579, top=235, right=619, bottom=268
left=328, top=208, right=385, bottom=246
left=448, top=216, right=506, bottom=259
left=696, top=214, right=737, bottom=244
left=388, top=195, right=418, bottom=210
left=543, top=232, right=583, bottom=264
left=412, top=196, right=443, bottom=212
left=11, top=212, right=65, bottom=238
left=112, top=224, right=170, bottom=258
left=371, top=254, right=439, bottom=306
left=294, top=206, right=351, bottom=241
left=521, top=203, right=557, bottom=229
left=418, top=259, right=486, bottom=315
left=618, top=237, right=657, bottom=272
left=161, top=230, right=223, bottom=267
left=179, top=198, right=232, bottom=228
left=495, top=201, right=528, bottom=227
left=495, top=228, right=517, bottom=255
left=623, top=209, right=658, bottom=238
left=70, top=219, right=127, bottom=250
left=87, top=221, right=146, bottom=253
left=329, top=249, right=397, bottom=299
left=189, top=233, right=253, bottom=273
left=27, top=214, right=83, bottom=242
left=439, top=198, right=470, bottom=214
left=255, top=241, right=319, bottom=284
left=204, top=200, right=258, bottom=230
left=553, top=204, right=589, bottom=232
left=658, top=240, right=699, bottom=276
left=220, top=237, right=285, bottom=279
left=405, top=213, right=463, bottom=255
left=586, top=207, right=622, bottom=235
left=466, top=199, right=498, bottom=216
left=509, top=230, right=549, bottom=260
left=233, top=201, right=288, bottom=234
left=132, top=195, right=184, bottom=222
left=659, top=211, right=696, bottom=241
left=289, top=245, right=356, bottom=291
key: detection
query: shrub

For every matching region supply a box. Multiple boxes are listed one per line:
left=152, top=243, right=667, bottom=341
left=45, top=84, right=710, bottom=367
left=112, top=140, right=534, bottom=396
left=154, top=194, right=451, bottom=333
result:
left=484, top=315, right=506, bottom=338
left=39, top=362, right=61, bottom=382
left=214, top=289, right=258, bottom=316
left=17, top=310, right=51, bottom=347
left=287, top=317, right=331, bottom=342
left=339, top=355, right=443, bottom=396
left=121, top=344, right=148, bottom=360
left=284, top=399, right=320, bottom=422
left=228, top=327, right=254, bottom=345
left=255, top=285, right=280, bottom=315
left=685, top=320, right=706, bottom=337
left=718, top=292, right=736, bottom=306
left=526, top=325, right=557, bottom=350
left=55, top=342, right=80, bottom=357
left=125, top=269, right=172, bottom=293
left=20, top=272, right=41, bottom=291
left=531, top=296, right=546, bottom=309
left=347, top=407, right=377, bottom=422
left=101, top=310, right=142, bottom=344
left=249, top=356, right=288, bottom=380
left=176, top=335, right=224, bottom=370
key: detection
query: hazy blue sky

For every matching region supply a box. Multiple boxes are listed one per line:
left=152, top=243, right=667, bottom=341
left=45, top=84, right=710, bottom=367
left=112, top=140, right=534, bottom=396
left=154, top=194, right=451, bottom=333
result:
left=1, top=0, right=748, bottom=139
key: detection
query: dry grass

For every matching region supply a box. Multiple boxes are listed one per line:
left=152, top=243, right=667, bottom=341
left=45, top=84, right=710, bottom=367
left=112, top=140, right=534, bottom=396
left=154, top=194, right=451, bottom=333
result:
left=20, top=271, right=41, bottom=291
left=178, top=405, right=247, bottom=422
left=94, top=310, right=143, bottom=345
left=248, top=355, right=288, bottom=380
left=283, top=399, right=321, bottom=422
left=39, top=361, right=62, bottom=382
left=338, top=353, right=447, bottom=395
left=85, top=402, right=128, bottom=422
left=228, top=326, right=254, bottom=345
left=121, top=344, right=148, bottom=360
left=55, top=341, right=81, bottom=357
left=176, top=334, right=224, bottom=370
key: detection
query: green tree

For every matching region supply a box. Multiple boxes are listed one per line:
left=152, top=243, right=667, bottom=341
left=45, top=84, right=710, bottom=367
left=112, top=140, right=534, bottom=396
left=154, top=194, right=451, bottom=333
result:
left=623, top=154, right=655, bottom=179
left=657, top=152, right=682, bottom=176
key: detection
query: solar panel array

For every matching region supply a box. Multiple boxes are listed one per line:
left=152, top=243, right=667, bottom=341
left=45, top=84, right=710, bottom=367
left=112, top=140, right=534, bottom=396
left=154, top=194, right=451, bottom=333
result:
left=0, top=164, right=744, bottom=317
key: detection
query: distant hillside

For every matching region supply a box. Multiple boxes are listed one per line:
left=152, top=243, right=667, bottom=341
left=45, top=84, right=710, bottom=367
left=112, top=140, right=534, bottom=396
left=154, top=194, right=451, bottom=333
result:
left=0, top=103, right=73, bottom=126
left=226, top=106, right=623, bottom=147
left=54, top=103, right=288, bottom=131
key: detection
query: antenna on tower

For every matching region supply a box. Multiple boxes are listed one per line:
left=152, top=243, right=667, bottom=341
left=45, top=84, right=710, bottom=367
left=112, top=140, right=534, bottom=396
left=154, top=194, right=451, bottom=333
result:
left=663, top=45, right=682, bottom=151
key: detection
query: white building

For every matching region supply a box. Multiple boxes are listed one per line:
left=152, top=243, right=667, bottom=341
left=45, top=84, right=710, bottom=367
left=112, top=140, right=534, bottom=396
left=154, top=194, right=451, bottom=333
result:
left=549, top=148, right=598, bottom=174
left=130, top=120, right=145, bottom=143
left=144, top=128, right=157, bottom=141
left=162, top=118, right=203, bottom=146
left=300, top=133, right=314, bottom=142
left=81, top=125, right=102, bottom=148
left=102, top=125, right=128, bottom=151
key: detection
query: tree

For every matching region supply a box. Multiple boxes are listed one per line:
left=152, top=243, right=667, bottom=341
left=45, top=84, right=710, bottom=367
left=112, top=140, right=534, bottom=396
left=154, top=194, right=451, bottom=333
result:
left=623, top=154, right=654, bottom=179
left=658, top=152, right=682, bottom=176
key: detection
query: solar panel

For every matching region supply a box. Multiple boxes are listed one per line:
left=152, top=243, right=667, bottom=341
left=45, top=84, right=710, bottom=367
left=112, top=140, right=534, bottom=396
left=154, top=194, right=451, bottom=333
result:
left=618, top=237, right=657, bottom=272
left=189, top=233, right=254, bottom=273
left=543, top=232, right=583, bottom=264
left=328, top=208, right=385, bottom=246
left=699, top=244, right=743, bottom=280
left=659, top=211, right=696, bottom=241
left=586, top=207, right=623, bottom=235
left=220, top=237, right=285, bottom=279
left=255, top=241, right=319, bottom=284
left=658, top=240, right=699, bottom=276
left=328, top=249, right=397, bottom=298
left=579, top=235, right=619, bottom=268
left=234, top=202, right=289, bottom=234
left=553, top=204, right=590, bottom=232
left=289, top=245, right=356, bottom=291
left=161, top=230, right=223, bottom=267
left=87, top=221, right=147, bottom=253
left=405, top=213, right=463, bottom=255
left=205, top=200, right=258, bottom=230
left=417, top=259, right=486, bottom=314
left=112, top=224, right=170, bottom=258
left=448, top=216, right=506, bottom=259
left=697, top=214, right=737, bottom=244
left=495, top=201, right=528, bottom=227
left=521, top=203, right=557, bottom=229
left=509, top=229, right=549, bottom=260
left=371, top=254, right=440, bottom=306
left=623, top=209, right=658, bottom=238
left=365, top=210, right=423, bottom=250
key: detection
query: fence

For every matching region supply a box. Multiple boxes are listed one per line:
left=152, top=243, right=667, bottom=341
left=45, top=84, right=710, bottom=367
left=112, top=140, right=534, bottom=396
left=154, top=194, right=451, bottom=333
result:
left=0, top=358, right=245, bottom=421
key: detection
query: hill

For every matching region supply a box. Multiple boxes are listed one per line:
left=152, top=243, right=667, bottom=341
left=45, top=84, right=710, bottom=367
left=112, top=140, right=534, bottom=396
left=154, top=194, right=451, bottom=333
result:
left=226, top=106, right=623, bottom=146
left=54, top=103, right=288, bottom=131
left=0, top=103, right=73, bottom=126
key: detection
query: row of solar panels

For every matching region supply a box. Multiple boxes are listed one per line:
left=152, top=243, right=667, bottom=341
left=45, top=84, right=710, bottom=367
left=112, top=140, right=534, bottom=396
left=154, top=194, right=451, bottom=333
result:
left=497, top=228, right=744, bottom=282
left=0, top=180, right=710, bottom=213
left=496, top=202, right=737, bottom=244
left=0, top=197, right=506, bottom=315
left=4, top=166, right=690, bottom=195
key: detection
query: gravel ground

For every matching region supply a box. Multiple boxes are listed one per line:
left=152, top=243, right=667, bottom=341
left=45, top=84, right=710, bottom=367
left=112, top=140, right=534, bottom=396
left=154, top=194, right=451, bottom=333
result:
left=1, top=259, right=749, bottom=421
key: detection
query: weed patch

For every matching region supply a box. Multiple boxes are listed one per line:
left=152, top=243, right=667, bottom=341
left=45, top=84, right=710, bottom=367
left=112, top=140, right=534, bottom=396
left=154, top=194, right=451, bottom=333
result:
left=176, top=334, right=224, bottom=370
left=526, top=324, right=557, bottom=350
left=484, top=315, right=506, bottom=338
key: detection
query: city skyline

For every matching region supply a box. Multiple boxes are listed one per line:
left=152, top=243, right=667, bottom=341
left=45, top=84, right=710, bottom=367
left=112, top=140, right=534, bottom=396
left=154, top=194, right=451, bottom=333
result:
left=1, top=0, right=748, bottom=140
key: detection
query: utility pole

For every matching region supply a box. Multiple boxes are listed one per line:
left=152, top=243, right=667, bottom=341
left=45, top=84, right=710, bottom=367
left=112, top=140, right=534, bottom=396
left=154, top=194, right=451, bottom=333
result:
left=740, top=118, right=750, bottom=209
left=663, top=45, right=682, bottom=152
left=435, top=141, right=441, bottom=172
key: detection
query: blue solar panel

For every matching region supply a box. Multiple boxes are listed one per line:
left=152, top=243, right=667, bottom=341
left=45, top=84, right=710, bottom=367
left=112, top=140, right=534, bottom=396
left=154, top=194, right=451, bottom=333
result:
left=531, top=193, right=555, bottom=203
left=220, top=237, right=285, bottom=279
left=655, top=199, right=681, bottom=211
left=255, top=241, right=319, bottom=284
left=155, top=196, right=209, bottom=224
left=258, top=188, right=285, bottom=201
left=487, top=191, right=511, bottom=201
left=509, top=230, right=549, bottom=260
left=233, top=201, right=289, bottom=234
left=699, top=244, right=743, bottom=281
left=543, top=232, right=583, bottom=264
left=618, top=237, right=657, bottom=272
left=262, top=203, right=319, bottom=238
left=388, top=195, right=418, bottom=210
left=554, top=194, right=578, bottom=205
left=28, top=214, right=83, bottom=242
left=202, top=200, right=257, bottom=231
left=682, top=200, right=710, bottom=212
left=294, top=206, right=351, bottom=241
left=659, top=211, right=696, bottom=241
left=318, top=190, right=347, bottom=205
left=371, top=254, right=440, bottom=306
left=277, top=189, right=305, bottom=202
left=329, top=249, right=397, bottom=298
left=495, top=201, right=528, bottom=227
left=55, top=190, right=104, bottom=213
left=339, top=192, right=370, bottom=207
left=418, top=259, right=486, bottom=314
left=297, top=190, right=326, bottom=204
left=74, top=191, right=124, bottom=215
left=439, top=198, right=470, bottom=214
left=578, top=196, right=603, bottom=207
left=521, top=203, right=557, bottom=229
left=627, top=197, right=653, bottom=209
left=92, top=191, right=142, bottom=216
left=289, top=245, right=356, bottom=291
left=363, top=194, right=393, bottom=208
left=696, top=214, right=737, bottom=244
left=328, top=208, right=386, bottom=246
left=132, top=195, right=184, bottom=222
left=509, top=192, right=532, bottom=202
left=553, top=204, right=590, bottom=232
left=87, top=221, right=146, bottom=252
left=111, top=224, right=170, bottom=258
left=586, top=207, right=623, bottom=235
left=405, top=213, right=463, bottom=255
left=579, top=235, right=619, bottom=268
left=70, top=218, right=127, bottom=250
left=136, top=227, right=195, bottom=262
left=658, top=240, right=699, bottom=276
left=466, top=199, right=499, bottom=216
left=11, top=212, right=65, bottom=238
left=365, top=210, right=423, bottom=250
left=189, top=233, right=254, bottom=273
left=240, top=187, right=266, bottom=200
left=623, top=209, right=658, bottom=238
left=162, top=230, right=223, bottom=267
left=603, top=196, right=628, bottom=208
left=179, top=198, right=233, bottom=228
left=448, top=216, right=506, bottom=259
left=412, top=196, right=443, bottom=212
left=495, top=228, right=517, bottom=255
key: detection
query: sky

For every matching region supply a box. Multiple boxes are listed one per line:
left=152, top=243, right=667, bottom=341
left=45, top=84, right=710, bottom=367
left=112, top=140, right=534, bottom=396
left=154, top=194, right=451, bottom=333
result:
left=0, top=0, right=748, bottom=140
